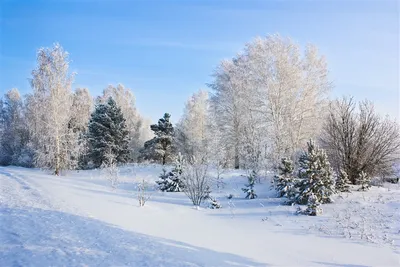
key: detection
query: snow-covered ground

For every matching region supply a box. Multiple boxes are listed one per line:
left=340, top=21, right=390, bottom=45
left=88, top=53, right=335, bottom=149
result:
left=0, top=165, right=399, bottom=266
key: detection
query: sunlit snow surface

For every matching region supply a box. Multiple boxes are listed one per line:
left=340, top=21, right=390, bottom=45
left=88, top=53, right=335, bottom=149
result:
left=0, top=165, right=399, bottom=266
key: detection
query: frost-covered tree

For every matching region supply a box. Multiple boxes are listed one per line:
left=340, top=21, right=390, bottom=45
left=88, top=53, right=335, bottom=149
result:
left=70, top=88, right=93, bottom=169
left=242, top=170, right=257, bottom=199
left=70, top=88, right=93, bottom=133
left=176, top=90, right=210, bottom=162
left=0, top=89, right=31, bottom=166
left=156, top=153, right=185, bottom=192
left=336, top=169, right=351, bottom=193
left=294, top=140, right=335, bottom=205
left=137, top=178, right=152, bottom=207
left=274, top=157, right=298, bottom=198
left=207, top=110, right=230, bottom=187
left=99, top=84, right=150, bottom=161
left=209, top=34, right=331, bottom=169
left=87, top=97, right=130, bottom=168
left=100, top=150, right=120, bottom=189
left=28, top=43, right=77, bottom=175
left=139, top=113, right=175, bottom=165
left=209, top=58, right=245, bottom=169
left=357, top=171, right=370, bottom=191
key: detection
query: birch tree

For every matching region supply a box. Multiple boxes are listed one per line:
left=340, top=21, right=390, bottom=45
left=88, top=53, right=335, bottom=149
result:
left=209, top=58, right=245, bottom=169
left=70, top=88, right=93, bottom=168
left=176, top=90, right=210, bottom=162
left=28, top=43, right=76, bottom=175
left=209, top=34, right=331, bottom=169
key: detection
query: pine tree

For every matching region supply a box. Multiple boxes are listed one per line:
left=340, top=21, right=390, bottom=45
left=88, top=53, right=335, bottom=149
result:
left=242, top=170, right=257, bottom=199
left=336, top=169, right=351, bottom=192
left=303, top=193, right=322, bottom=216
left=139, top=113, right=175, bottom=165
left=156, top=153, right=185, bottom=192
left=156, top=168, right=171, bottom=192
left=294, top=140, right=336, bottom=205
left=357, top=171, right=370, bottom=191
left=87, top=97, right=130, bottom=168
left=274, top=157, right=298, bottom=199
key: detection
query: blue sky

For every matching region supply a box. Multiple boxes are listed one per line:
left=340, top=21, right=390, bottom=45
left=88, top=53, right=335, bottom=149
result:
left=0, top=0, right=398, bottom=123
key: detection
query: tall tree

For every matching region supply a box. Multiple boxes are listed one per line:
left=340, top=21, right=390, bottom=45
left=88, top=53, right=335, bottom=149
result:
left=176, top=90, right=210, bottom=162
left=28, top=43, right=76, bottom=175
left=70, top=88, right=93, bottom=168
left=99, top=84, right=150, bottom=161
left=70, top=88, right=93, bottom=133
left=0, top=89, right=31, bottom=166
left=139, top=113, right=175, bottom=165
left=209, top=34, right=331, bottom=169
left=209, top=58, right=244, bottom=169
left=87, top=97, right=130, bottom=168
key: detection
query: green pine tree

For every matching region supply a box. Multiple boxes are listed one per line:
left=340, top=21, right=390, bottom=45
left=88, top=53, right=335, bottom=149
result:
left=274, top=157, right=298, bottom=199
left=242, top=170, right=257, bottom=199
left=139, top=113, right=175, bottom=165
left=336, top=169, right=351, bottom=192
left=156, top=153, right=185, bottom=192
left=87, top=97, right=130, bottom=168
left=294, top=140, right=336, bottom=205
left=357, top=171, right=371, bottom=191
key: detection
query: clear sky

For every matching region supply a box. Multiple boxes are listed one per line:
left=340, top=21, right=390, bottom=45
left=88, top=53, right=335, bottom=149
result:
left=0, top=0, right=398, bottom=123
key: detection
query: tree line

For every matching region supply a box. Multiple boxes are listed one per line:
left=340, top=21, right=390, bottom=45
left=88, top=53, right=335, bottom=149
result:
left=1, top=35, right=399, bottom=190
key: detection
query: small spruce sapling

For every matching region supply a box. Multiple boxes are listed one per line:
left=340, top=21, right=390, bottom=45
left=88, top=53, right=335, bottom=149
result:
left=274, top=157, right=298, bottom=199
left=242, top=170, right=257, bottom=199
left=156, top=153, right=185, bottom=192
left=156, top=168, right=170, bottom=192
left=208, top=197, right=222, bottom=209
left=294, top=140, right=335, bottom=205
left=336, top=169, right=351, bottom=192
left=304, top=193, right=322, bottom=216
left=357, top=171, right=371, bottom=191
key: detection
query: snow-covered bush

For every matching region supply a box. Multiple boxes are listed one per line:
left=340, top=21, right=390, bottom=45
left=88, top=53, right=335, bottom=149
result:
left=181, top=158, right=211, bottom=206
left=242, top=170, right=257, bottom=199
left=156, top=153, right=185, bottom=192
left=208, top=197, right=222, bottom=209
left=137, top=178, right=151, bottom=207
left=293, top=140, right=336, bottom=205
left=274, top=157, right=298, bottom=198
left=101, top=152, right=120, bottom=189
left=357, top=171, right=371, bottom=191
left=322, top=97, right=400, bottom=184
left=336, top=169, right=351, bottom=193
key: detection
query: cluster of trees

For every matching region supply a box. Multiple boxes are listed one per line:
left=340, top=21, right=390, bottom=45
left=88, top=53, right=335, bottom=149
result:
left=1, top=35, right=399, bottom=200
left=0, top=44, right=152, bottom=173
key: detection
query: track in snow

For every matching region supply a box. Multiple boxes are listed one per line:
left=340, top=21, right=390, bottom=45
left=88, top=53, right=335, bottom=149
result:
left=0, top=168, right=265, bottom=267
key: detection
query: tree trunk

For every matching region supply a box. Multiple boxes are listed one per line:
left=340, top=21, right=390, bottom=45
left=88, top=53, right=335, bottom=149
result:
left=234, top=145, right=240, bottom=169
